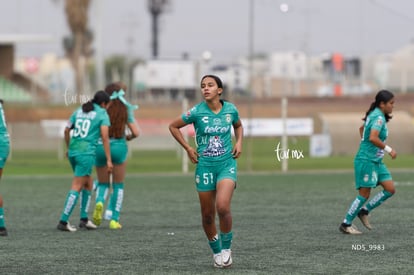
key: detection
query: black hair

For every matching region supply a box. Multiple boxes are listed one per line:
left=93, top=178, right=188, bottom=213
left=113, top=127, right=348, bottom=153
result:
left=82, top=90, right=110, bottom=112
left=363, top=89, right=394, bottom=122
left=201, top=74, right=223, bottom=89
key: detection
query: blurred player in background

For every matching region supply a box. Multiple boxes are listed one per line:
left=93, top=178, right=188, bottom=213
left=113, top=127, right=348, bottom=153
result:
left=92, top=82, right=139, bottom=230
left=57, top=91, right=113, bottom=232
left=340, top=90, right=397, bottom=234
left=169, top=75, right=243, bottom=268
left=0, top=100, right=10, bottom=236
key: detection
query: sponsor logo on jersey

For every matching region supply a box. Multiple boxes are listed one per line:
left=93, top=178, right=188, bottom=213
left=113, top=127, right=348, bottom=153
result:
left=203, top=136, right=226, bottom=157
left=204, top=125, right=230, bottom=134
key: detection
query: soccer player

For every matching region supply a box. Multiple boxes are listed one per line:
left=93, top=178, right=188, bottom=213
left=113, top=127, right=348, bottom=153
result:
left=57, top=91, right=113, bottom=232
left=92, top=82, right=139, bottom=230
left=169, top=75, right=243, bottom=268
left=0, top=99, right=10, bottom=236
left=339, top=90, right=397, bottom=234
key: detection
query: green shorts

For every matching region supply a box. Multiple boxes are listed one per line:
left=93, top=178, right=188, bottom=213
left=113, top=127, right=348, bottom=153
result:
left=0, top=143, right=10, bottom=169
left=195, top=158, right=237, bottom=192
left=354, top=159, right=392, bottom=189
left=69, top=154, right=95, bottom=177
left=95, top=139, right=128, bottom=167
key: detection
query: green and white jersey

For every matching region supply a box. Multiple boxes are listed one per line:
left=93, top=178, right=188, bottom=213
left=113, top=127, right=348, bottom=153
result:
left=67, top=103, right=110, bottom=156
left=182, top=100, right=240, bottom=165
left=0, top=102, right=10, bottom=145
left=355, top=108, right=388, bottom=163
left=127, top=105, right=136, bottom=124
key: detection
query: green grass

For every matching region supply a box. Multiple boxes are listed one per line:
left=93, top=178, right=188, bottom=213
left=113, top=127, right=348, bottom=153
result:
left=7, top=136, right=414, bottom=175
left=1, top=172, right=413, bottom=274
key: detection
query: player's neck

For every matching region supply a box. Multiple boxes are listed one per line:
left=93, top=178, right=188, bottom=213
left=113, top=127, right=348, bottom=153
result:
left=206, top=99, right=223, bottom=114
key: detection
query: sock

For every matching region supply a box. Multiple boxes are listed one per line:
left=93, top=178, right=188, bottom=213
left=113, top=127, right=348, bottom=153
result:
left=208, top=234, right=222, bottom=254
left=95, top=182, right=110, bottom=204
left=220, top=231, right=233, bottom=250
left=109, top=183, right=124, bottom=222
left=365, top=190, right=393, bottom=212
left=60, top=190, right=79, bottom=223
left=0, top=207, right=5, bottom=228
left=343, top=195, right=367, bottom=225
left=80, top=189, right=91, bottom=220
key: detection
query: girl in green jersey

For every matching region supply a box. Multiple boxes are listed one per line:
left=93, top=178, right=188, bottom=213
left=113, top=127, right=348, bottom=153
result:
left=340, top=90, right=396, bottom=234
left=0, top=100, right=10, bottom=236
left=57, top=91, right=113, bottom=232
left=93, top=82, right=139, bottom=230
left=169, top=75, right=243, bottom=268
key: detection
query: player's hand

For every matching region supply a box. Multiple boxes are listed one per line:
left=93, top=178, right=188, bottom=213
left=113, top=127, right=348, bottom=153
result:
left=389, top=149, right=397, bottom=159
left=186, top=147, right=199, bottom=164
left=232, top=142, right=242, bottom=159
left=107, top=160, right=114, bottom=173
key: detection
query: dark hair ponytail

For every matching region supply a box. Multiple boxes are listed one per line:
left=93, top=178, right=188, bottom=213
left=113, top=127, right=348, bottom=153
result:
left=363, top=90, right=394, bottom=122
left=82, top=90, right=110, bottom=112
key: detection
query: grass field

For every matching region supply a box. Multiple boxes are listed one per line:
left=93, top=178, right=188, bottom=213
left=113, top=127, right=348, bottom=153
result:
left=1, top=171, right=413, bottom=274
left=6, top=136, right=414, bottom=175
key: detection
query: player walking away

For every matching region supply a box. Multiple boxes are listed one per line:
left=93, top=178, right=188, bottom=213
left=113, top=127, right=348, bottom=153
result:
left=57, top=91, right=113, bottom=232
left=0, top=100, right=10, bottom=236
left=169, top=75, right=243, bottom=268
left=92, top=82, right=139, bottom=230
left=339, top=90, right=397, bottom=234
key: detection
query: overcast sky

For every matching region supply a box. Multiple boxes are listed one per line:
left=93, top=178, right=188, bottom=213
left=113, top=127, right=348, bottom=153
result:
left=1, top=0, right=414, bottom=62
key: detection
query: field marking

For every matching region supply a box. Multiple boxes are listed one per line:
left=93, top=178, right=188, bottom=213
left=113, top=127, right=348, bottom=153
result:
left=394, top=181, right=414, bottom=187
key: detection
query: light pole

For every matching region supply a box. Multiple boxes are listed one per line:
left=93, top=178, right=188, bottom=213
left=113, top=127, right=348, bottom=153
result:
left=246, top=0, right=255, bottom=172
left=147, top=0, right=170, bottom=59
left=280, top=2, right=289, bottom=172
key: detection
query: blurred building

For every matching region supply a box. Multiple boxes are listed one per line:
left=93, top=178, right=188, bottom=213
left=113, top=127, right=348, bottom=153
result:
left=0, top=34, right=52, bottom=103
left=4, top=38, right=414, bottom=104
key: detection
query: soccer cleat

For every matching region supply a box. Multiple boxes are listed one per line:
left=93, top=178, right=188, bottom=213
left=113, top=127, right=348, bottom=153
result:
left=213, top=253, right=222, bottom=268
left=109, top=220, right=122, bottom=230
left=0, top=227, right=8, bottom=237
left=57, top=222, right=77, bottom=232
left=339, top=223, right=362, bottom=235
left=79, top=219, right=97, bottom=230
left=92, top=202, right=104, bottom=226
left=222, top=249, right=232, bottom=268
left=357, top=209, right=372, bottom=230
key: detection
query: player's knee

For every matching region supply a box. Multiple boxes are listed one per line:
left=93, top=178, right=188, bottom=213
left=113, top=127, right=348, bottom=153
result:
left=201, top=213, right=215, bottom=225
left=386, top=187, right=396, bottom=195
left=216, top=205, right=230, bottom=218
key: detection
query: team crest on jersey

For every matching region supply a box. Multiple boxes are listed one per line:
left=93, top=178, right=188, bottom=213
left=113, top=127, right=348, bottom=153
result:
left=375, top=116, right=383, bottom=126
left=203, top=136, right=225, bottom=157
left=226, top=114, right=232, bottom=123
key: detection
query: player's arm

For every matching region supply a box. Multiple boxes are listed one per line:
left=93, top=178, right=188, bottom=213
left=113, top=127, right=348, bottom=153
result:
left=126, top=121, right=139, bottom=141
left=232, top=119, right=243, bottom=159
left=369, top=129, right=397, bottom=159
left=63, top=121, right=74, bottom=157
left=64, top=127, right=71, bottom=148
left=359, top=124, right=364, bottom=138
left=100, top=125, right=113, bottom=172
left=169, top=116, right=198, bottom=163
